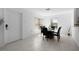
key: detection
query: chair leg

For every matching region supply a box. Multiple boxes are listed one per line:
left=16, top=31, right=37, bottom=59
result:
left=57, top=36, right=60, bottom=42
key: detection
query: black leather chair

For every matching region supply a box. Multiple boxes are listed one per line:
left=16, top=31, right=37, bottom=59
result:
left=40, top=26, right=54, bottom=41
left=53, top=27, right=61, bottom=42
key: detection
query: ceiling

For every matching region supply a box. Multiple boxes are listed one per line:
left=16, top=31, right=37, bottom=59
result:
left=26, top=8, right=74, bottom=16
left=32, top=8, right=73, bottom=12
left=7, top=8, right=74, bottom=14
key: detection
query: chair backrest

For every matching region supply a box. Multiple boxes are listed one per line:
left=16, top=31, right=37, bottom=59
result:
left=57, top=27, right=61, bottom=35
left=41, top=26, right=53, bottom=38
left=40, top=26, right=48, bottom=35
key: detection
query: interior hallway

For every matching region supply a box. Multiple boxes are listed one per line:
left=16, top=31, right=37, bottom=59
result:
left=0, top=33, right=79, bottom=51
left=0, top=8, right=79, bottom=51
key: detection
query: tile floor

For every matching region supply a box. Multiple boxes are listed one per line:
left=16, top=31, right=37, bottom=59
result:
left=0, top=33, right=79, bottom=51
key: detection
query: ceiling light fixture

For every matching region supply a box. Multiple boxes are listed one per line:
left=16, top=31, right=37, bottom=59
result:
left=46, top=8, right=51, bottom=11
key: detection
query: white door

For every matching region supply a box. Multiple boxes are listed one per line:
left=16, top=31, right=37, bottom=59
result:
left=0, top=9, right=4, bottom=47
left=4, top=9, right=22, bottom=43
left=0, top=22, right=4, bottom=47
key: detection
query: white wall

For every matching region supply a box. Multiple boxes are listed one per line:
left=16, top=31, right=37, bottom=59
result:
left=52, top=10, right=74, bottom=36
left=8, top=8, right=41, bottom=39
left=22, top=9, right=41, bottom=39
left=23, top=10, right=34, bottom=39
